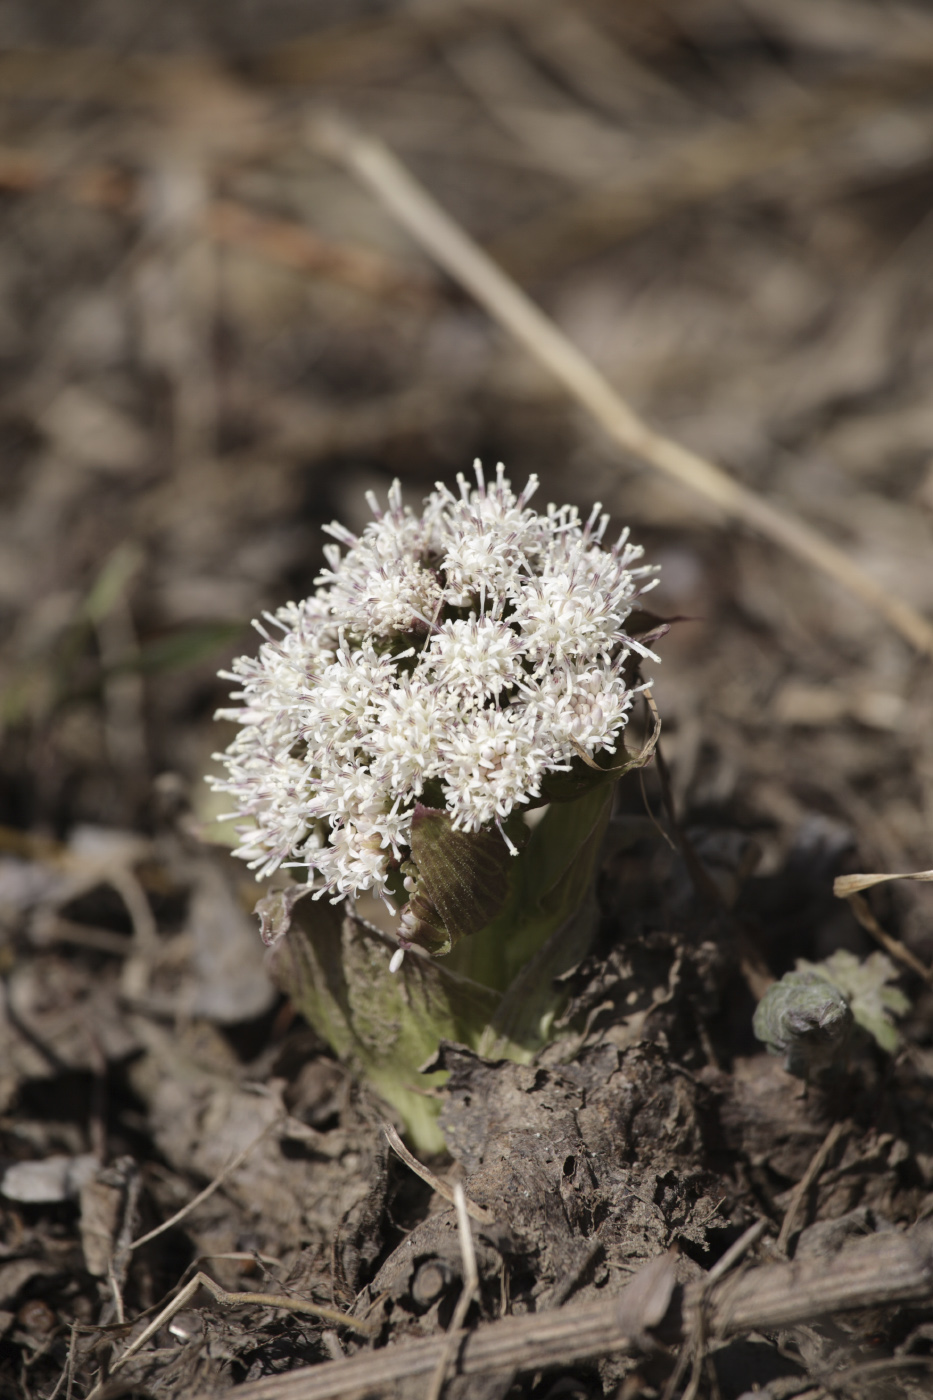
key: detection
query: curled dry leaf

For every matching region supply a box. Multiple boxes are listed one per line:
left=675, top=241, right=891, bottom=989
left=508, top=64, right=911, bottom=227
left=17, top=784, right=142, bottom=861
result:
left=834, top=869, right=933, bottom=896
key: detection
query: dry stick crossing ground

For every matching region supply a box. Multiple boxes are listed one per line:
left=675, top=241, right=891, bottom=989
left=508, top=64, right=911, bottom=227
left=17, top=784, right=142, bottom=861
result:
left=308, top=112, right=933, bottom=660
left=199, top=1226, right=933, bottom=1400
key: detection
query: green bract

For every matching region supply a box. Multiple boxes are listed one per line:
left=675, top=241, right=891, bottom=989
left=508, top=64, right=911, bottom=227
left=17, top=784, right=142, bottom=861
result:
left=270, top=780, right=631, bottom=1151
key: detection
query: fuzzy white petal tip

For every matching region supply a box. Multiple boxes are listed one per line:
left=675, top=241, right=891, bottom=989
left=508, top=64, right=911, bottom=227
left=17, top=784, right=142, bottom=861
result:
left=388, top=947, right=406, bottom=974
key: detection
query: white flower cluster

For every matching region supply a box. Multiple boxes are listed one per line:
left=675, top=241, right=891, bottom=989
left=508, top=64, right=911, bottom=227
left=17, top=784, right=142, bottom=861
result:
left=211, top=463, right=658, bottom=908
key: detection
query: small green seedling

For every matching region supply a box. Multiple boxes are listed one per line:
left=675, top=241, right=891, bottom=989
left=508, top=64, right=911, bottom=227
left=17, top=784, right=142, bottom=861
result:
left=754, top=949, right=909, bottom=1078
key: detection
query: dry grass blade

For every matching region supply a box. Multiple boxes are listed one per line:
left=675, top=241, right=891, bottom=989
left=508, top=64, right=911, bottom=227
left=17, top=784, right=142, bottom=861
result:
left=382, top=1123, right=495, bottom=1225
left=90, top=1270, right=376, bottom=1397
left=308, top=112, right=933, bottom=658
left=127, top=1116, right=280, bottom=1252
left=255, top=2, right=531, bottom=86
left=835, top=869, right=933, bottom=896
left=776, top=1121, right=848, bottom=1254
left=488, top=60, right=933, bottom=277
left=426, top=1184, right=480, bottom=1400
left=842, top=892, right=933, bottom=986
left=204, top=200, right=433, bottom=305
left=0, top=142, right=431, bottom=305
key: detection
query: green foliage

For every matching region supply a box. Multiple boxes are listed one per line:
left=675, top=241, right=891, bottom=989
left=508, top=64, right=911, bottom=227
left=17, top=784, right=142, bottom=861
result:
left=753, top=949, right=911, bottom=1079
left=796, top=949, right=909, bottom=1054
left=272, top=897, right=500, bottom=1154
left=447, top=782, right=612, bottom=999
left=269, top=784, right=614, bottom=1151
left=752, top=970, right=853, bottom=1079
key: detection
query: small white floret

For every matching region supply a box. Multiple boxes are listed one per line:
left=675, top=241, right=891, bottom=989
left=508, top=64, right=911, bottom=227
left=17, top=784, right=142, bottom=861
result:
left=209, top=466, right=659, bottom=909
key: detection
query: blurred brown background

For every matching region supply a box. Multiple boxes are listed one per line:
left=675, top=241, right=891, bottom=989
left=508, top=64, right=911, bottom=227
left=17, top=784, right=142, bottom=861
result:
left=3, top=6, right=933, bottom=1393
left=1, top=0, right=932, bottom=933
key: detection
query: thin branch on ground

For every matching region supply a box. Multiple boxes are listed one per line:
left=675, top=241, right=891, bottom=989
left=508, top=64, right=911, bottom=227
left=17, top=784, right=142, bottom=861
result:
left=308, top=112, right=933, bottom=658
left=666, top=1218, right=768, bottom=1400
left=212, top=1226, right=933, bottom=1400
left=777, top=1121, right=848, bottom=1254
left=705, top=1218, right=769, bottom=1288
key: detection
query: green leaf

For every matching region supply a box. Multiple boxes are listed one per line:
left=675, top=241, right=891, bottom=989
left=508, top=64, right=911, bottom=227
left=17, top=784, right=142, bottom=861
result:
left=475, top=786, right=612, bottom=1060
left=448, top=783, right=613, bottom=995
left=796, top=950, right=909, bottom=1054
left=254, top=884, right=313, bottom=946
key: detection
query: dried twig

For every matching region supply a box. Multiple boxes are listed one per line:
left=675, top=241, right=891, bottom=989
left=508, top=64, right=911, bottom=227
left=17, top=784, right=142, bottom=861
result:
left=104, top=1160, right=143, bottom=1326
left=206, top=1225, right=933, bottom=1400
left=198, top=1251, right=676, bottom=1400
left=93, top=1269, right=376, bottom=1394
left=204, top=200, right=433, bottom=305
left=487, top=61, right=933, bottom=277
left=704, top=1218, right=769, bottom=1288
left=813, top=1355, right=933, bottom=1391
left=127, top=1115, right=280, bottom=1252
left=776, top=1121, right=848, bottom=1255
left=0, top=148, right=429, bottom=303
left=382, top=1123, right=495, bottom=1225
left=843, top=892, right=933, bottom=986
left=664, top=1218, right=768, bottom=1400
left=45, top=1323, right=79, bottom=1400
left=308, top=112, right=933, bottom=658
left=33, top=916, right=133, bottom=956
left=702, top=1221, right=933, bottom=1335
